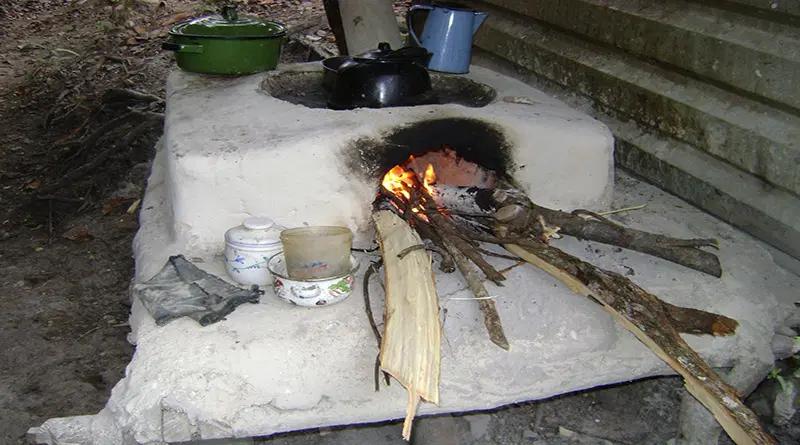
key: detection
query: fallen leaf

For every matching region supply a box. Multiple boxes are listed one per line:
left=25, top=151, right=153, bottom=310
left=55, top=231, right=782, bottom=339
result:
left=25, top=179, right=41, bottom=190
left=126, top=198, right=141, bottom=215
left=102, top=196, right=134, bottom=215
left=62, top=225, right=93, bottom=241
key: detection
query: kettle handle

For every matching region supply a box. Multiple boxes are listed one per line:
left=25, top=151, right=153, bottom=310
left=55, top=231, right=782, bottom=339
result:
left=406, top=4, right=433, bottom=47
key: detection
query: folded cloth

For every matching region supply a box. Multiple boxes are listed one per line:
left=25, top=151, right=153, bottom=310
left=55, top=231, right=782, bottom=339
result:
left=133, top=255, right=262, bottom=326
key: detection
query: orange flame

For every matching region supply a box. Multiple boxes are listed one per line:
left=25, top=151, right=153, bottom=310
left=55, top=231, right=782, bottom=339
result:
left=423, top=163, right=436, bottom=192
left=381, top=163, right=438, bottom=200
left=381, top=162, right=441, bottom=222
left=381, top=165, right=418, bottom=201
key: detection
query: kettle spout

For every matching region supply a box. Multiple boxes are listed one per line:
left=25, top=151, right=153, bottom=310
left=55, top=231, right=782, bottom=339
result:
left=472, top=12, right=488, bottom=34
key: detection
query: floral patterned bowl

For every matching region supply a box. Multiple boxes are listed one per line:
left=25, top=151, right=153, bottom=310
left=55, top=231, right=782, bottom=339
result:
left=267, top=252, right=359, bottom=307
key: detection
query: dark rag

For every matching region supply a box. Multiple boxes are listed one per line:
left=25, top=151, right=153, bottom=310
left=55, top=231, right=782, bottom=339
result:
left=133, top=255, right=262, bottom=326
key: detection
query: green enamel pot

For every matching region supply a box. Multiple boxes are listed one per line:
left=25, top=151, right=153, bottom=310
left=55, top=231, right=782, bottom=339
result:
left=163, top=6, right=286, bottom=75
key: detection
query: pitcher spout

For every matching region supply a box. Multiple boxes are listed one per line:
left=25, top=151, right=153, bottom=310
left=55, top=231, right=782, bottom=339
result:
left=472, top=12, right=488, bottom=35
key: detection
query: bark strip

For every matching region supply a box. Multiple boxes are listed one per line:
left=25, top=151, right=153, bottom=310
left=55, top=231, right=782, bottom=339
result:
left=373, top=210, right=441, bottom=440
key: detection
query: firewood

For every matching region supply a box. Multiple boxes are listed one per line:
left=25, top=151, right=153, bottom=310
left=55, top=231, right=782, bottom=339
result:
left=417, top=186, right=510, bottom=350
left=379, top=176, right=509, bottom=350
left=440, top=236, right=510, bottom=350
left=376, top=156, right=755, bottom=441
left=504, top=240, right=773, bottom=445
left=373, top=210, right=441, bottom=440
left=426, top=209, right=506, bottom=284
left=505, top=202, right=721, bottom=277
left=428, top=183, right=722, bottom=277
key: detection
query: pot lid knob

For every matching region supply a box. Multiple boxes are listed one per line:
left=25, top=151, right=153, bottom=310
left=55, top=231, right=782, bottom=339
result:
left=243, top=216, right=274, bottom=230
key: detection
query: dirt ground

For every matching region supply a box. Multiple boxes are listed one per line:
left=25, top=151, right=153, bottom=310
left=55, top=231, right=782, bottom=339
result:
left=0, top=1, right=797, bottom=445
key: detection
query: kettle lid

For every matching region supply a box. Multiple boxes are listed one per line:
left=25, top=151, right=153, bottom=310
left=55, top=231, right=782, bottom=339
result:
left=354, top=42, right=431, bottom=64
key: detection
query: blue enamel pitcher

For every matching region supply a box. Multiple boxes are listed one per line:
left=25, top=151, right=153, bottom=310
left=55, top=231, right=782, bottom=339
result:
left=407, top=3, right=487, bottom=74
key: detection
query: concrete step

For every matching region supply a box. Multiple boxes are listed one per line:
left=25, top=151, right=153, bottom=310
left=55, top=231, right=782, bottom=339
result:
left=711, top=0, right=800, bottom=21
left=476, top=0, right=800, bottom=111
left=469, top=4, right=800, bottom=197
left=613, top=122, right=800, bottom=262
left=472, top=49, right=800, bottom=260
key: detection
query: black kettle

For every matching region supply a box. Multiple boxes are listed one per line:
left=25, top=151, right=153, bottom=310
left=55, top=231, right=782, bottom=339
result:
left=323, top=43, right=436, bottom=110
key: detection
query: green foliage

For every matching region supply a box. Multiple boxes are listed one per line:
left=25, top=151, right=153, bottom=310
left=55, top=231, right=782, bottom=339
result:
left=768, top=337, right=800, bottom=400
left=769, top=367, right=790, bottom=393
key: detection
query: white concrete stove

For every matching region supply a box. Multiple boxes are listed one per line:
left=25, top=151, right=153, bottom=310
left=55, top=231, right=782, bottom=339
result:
left=29, top=64, right=800, bottom=445
left=158, top=64, right=613, bottom=260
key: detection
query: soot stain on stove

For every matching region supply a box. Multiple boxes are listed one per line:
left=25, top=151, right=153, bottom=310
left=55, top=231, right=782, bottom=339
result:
left=344, top=117, right=515, bottom=180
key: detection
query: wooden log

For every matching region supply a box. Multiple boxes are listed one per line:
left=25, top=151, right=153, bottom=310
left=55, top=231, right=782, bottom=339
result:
left=504, top=240, right=773, bottom=445
left=373, top=210, right=441, bottom=440
left=511, top=204, right=722, bottom=278
left=428, top=183, right=722, bottom=277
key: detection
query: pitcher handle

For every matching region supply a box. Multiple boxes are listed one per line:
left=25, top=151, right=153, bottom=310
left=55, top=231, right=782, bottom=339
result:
left=407, top=4, right=433, bottom=47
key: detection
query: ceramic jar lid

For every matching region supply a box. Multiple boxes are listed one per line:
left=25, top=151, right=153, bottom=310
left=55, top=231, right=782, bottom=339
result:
left=225, top=217, right=283, bottom=249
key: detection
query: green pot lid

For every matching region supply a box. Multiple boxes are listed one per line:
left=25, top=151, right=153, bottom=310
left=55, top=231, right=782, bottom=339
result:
left=170, top=6, right=286, bottom=39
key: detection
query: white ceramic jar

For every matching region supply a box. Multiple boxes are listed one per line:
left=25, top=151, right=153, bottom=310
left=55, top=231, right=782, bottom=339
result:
left=224, top=216, right=284, bottom=286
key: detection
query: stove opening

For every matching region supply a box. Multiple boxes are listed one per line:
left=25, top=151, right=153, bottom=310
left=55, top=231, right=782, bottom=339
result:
left=345, top=117, right=514, bottom=184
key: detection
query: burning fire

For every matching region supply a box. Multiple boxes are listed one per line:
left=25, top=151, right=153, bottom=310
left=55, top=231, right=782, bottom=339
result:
left=381, top=162, right=437, bottom=202
left=381, top=165, right=418, bottom=201
left=423, top=163, right=436, bottom=190
left=381, top=160, right=440, bottom=222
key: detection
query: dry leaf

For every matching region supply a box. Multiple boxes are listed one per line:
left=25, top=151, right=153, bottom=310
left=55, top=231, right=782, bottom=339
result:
left=102, top=196, right=133, bottom=215
left=62, top=225, right=93, bottom=241
left=25, top=179, right=41, bottom=190
left=126, top=198, right=141, bottom=215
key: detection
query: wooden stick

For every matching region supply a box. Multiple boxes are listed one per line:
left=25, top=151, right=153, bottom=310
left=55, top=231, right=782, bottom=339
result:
left=428, top=210, right=506, bottom=284
left=527, top=205, right=722, bottom=277
left=492, top=179, right=722, bottom=276
left=440, top=236, right=510, bottom=350
left=505, top=240, right=773, bottom=445
left=414, top=185, right=510, bottom=350
left=373, top=210, right=441, bottom=441
left=418, top=184, right=505, bottom=284
left=363, top=260, right=391, bottom=390
left=428, top=183, right=722, bottom=276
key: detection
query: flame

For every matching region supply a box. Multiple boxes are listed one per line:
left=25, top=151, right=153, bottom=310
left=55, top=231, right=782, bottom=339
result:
left=381, top=162, right=438, bottom=201
left=381, top=165, right=418, bottom=201
left=381, top=162, right=440, bottom=222
left=423, top=163, right=436, bottom=192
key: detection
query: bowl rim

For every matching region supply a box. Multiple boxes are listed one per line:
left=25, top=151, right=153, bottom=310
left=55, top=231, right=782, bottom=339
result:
left=267, top=251, right=359, bottom=282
